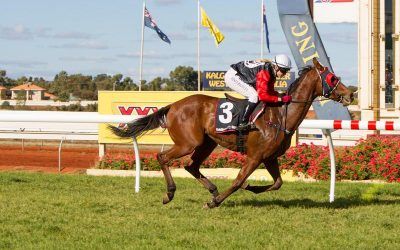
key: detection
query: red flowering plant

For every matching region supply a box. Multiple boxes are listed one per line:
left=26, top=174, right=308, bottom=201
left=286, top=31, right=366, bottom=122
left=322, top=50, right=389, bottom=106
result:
left=336, top=138, right=377, bottom=180
left=279, top=143, right=330, bottom=179
left=279, top=135, right=400, bottom=182
left=98, top=152, right=161, bottom=171
left=97, top=136, right=400, bottom=182
left=202, top=150, right=246, bottom=168
left=98, top=153, right=133, bottom=170
left=355, top=135, right=400, bottom=182
left=97, top=149, right=247, bottom=170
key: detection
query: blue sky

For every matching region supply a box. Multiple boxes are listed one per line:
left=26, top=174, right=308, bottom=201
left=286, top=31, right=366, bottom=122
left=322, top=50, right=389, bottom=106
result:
left=0, top=0, right=358, bottom=85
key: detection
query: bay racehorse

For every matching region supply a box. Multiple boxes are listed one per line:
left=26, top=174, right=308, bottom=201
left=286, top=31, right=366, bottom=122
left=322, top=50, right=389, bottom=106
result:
left=109, top=58, right=353, bottom=208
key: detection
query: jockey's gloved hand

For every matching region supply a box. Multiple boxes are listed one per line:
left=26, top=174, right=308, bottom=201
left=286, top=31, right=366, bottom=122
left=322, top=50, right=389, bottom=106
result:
left=281, top=95, right=292, bottom=104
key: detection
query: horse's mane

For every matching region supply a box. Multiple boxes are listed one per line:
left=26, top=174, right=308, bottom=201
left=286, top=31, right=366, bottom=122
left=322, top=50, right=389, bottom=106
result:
left=287, top=66, right=314, bottom=94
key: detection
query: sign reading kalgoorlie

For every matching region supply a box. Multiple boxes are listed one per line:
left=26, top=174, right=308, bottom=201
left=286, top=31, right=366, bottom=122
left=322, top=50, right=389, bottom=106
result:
left=202, top=71, right=227, bottom=90
left=202, top=70, right=295, bottom=92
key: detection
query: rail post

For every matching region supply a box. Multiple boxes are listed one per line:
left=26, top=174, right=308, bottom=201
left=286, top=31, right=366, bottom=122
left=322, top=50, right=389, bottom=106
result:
left=132, top=136, right=141, bottom=193
left=323, top=129, right=336, bottom=202
left=58, top=137, right=65, bottom=172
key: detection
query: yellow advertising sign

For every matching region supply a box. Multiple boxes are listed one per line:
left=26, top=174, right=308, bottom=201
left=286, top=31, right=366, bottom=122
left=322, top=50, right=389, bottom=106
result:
left=98, top=91, right=243, bottom=144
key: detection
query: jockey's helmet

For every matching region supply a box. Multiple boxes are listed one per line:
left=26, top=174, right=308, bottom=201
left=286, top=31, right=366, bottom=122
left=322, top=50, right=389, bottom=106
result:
left=273, top=54, right=292, bottom=70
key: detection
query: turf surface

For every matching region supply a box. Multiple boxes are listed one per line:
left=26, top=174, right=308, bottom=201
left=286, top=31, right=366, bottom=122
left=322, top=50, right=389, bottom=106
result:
left=1, top=172, right=400, bottom=249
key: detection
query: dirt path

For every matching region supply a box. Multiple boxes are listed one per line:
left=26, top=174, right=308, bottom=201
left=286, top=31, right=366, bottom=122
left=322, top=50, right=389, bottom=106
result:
left=0, top=140, right=164, bottom=172
left=0, top=145, right=100, bottom=173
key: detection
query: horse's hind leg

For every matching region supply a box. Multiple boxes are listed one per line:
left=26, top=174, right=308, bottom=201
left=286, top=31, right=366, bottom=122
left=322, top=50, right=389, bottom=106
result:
left=157, top=145, right=194, bottom=204
left=242, top=158, right=283, bottom=194
left=184, top=136, right=219, bottom=198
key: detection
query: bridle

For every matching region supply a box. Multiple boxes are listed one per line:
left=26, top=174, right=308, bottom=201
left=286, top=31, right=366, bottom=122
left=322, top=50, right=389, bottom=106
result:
left=318, top=67, right=343, bottom=103
left=270, top=66, right=344, bottom=138
left=289, top=67, right=344, bottom=104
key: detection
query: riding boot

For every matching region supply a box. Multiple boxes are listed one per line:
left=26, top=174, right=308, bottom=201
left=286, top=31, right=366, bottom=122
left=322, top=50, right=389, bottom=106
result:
left=238, top=101, right=258, bottom=130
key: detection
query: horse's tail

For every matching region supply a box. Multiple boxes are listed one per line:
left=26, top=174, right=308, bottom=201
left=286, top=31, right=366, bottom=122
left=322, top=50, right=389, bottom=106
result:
left=108, top=105, right=171, bottom=138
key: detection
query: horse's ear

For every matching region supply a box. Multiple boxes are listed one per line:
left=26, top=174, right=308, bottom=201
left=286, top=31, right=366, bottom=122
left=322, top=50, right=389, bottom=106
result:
left=312, top=57, right=324, bottom=71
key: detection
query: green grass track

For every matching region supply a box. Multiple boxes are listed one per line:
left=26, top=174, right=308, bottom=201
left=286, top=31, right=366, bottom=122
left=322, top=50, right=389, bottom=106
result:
left=1, top=172, right=400, bottom=249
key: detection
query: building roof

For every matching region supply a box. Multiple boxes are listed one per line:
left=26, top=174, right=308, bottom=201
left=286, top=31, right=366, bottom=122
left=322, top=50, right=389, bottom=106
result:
left=0, top=86, right=7, bottom=90
left=44, top=92, right=58, bottom=99
left=10, top=82, right=46, bottom=91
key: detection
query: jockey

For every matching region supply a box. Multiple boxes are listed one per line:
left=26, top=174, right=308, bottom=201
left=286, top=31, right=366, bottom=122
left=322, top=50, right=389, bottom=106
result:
left=224, top=54, right=293, bottom=129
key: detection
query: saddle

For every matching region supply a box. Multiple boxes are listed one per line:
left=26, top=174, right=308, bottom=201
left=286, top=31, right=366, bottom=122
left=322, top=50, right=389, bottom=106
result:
left=215, top=94, right=265, bottom=134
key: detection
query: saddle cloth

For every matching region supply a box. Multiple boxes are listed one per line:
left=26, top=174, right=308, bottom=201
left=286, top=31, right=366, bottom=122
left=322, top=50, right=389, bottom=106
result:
left=215, top=97, right=265, bottom=133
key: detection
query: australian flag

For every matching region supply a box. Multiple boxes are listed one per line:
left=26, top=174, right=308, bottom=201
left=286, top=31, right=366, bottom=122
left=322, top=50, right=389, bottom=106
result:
left=144, top=7, right=171, bottom=44
left=263, top=4, right=270, bottom=53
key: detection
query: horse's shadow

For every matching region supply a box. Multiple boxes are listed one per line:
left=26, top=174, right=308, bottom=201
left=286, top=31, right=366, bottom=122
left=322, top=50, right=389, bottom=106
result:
left=225, top=196, right=400, bottom=209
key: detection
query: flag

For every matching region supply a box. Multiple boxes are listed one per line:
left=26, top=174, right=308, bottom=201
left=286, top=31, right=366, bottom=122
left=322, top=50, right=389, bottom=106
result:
left=144, top=7, right=171, bottom=44
left=263, top=4, right=270, bottom=53
left=200, top=7, right=224, bottom=46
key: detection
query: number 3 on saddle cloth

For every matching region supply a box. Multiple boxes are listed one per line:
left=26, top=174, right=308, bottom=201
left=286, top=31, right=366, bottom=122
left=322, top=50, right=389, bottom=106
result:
left=215, top=95, right=265, bottom=133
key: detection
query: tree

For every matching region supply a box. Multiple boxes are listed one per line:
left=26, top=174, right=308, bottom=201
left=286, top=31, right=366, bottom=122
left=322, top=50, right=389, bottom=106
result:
left=138, top=80, right=149, bottom=90
left=146, top=77, right=169, bottom=91
left=57, top=92, right=70, bottom=102
left=16, top=76, right=28, bottom=85
left=111, top=74, right=123, bottom=90
left=15, top=91, right=26, bottom=106
left=50, top=71, right=69, bottom=97
left=169, top=66, right=198, bottom=91
left=120, top=77, right=138, bottom=91
left=0, top=70, right=6, bottom=86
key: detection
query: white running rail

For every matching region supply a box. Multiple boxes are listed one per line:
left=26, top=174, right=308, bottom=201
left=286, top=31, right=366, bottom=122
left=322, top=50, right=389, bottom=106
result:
left=0, top=111, right=142, bottom=193
left=0, top=111, right=399, bottom=201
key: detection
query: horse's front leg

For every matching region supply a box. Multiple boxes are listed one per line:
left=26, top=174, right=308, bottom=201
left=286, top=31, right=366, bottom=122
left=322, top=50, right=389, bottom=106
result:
left=205, top=158, right=261, bottom=209
left=242, top=158, right=283, bottom=194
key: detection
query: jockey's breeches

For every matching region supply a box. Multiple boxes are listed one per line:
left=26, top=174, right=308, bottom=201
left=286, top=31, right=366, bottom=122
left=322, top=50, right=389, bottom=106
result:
left=225, top=68, right=258, bottom=103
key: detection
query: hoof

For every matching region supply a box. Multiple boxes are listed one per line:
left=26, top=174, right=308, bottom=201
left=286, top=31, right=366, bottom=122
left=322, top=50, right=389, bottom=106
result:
left=162, top=192, right=174, bottom=204
left=203, top=203, right=211, bottom=209
left=203, top=198, right=219, bottom=209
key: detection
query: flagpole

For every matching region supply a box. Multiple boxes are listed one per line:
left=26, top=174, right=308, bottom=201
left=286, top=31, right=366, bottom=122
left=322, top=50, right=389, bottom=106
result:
left=260, top=0, right=264, bottom=59
left=139, top=1, right=145, bottom=91
left=197, top=0, right=201, bottom=91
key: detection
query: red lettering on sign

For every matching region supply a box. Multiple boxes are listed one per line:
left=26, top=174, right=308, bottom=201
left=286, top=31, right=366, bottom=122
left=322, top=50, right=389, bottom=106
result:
left=135, top=107, right=158, bottom=116
left=118, top=106, right=135, bottom=115
left=117, top=106, right=159, bottom=115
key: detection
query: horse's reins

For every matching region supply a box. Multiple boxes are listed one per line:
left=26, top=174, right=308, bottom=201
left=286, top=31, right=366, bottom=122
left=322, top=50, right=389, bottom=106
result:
left=270, top=67, right=343, bottom=139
